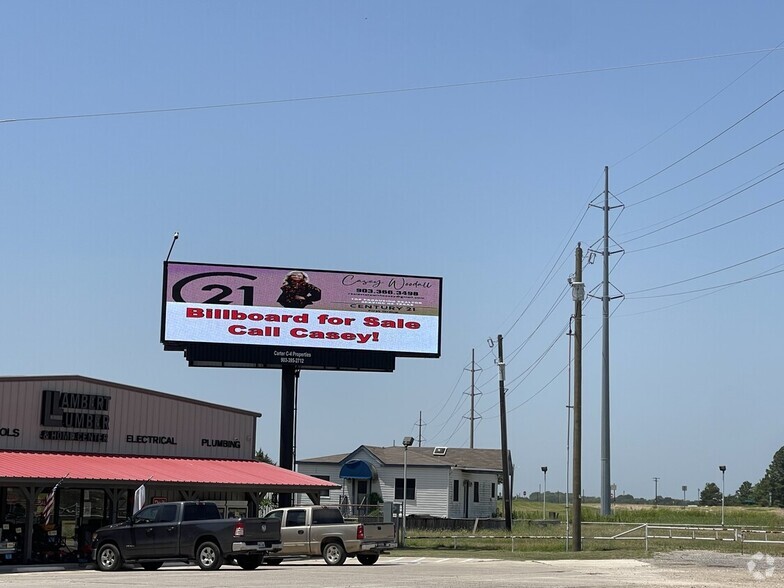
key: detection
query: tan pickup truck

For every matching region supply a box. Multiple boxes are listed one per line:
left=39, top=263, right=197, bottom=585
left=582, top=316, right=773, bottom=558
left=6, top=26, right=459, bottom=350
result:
left=262, top=505, right=396, bottom=566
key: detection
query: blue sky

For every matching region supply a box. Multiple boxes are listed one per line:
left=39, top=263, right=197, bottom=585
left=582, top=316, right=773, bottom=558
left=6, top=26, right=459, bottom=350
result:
left=2, top=2, right=782, bottom=500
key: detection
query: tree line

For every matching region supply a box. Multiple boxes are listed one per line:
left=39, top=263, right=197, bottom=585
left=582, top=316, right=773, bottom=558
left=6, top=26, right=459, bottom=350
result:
left=700, top=445, right=784, bottom=507
left=523, top=446, right=784, bottom=507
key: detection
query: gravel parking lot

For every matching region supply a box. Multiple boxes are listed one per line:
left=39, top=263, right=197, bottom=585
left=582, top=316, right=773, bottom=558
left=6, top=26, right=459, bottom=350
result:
left=0, top=551, right=777, bottom=587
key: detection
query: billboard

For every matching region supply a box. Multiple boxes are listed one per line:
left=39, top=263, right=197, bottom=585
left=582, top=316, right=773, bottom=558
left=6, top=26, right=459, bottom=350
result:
left=161, top=262, right=442, bottom=358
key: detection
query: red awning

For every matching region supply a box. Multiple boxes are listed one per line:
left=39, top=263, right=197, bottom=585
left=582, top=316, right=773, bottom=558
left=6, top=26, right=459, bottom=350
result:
left=0, top=451, right=337, bottom=491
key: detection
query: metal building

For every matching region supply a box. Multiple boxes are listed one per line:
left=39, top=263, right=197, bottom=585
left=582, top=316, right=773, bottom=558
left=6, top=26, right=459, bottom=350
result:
left=0, top=375, right=335, bottom=565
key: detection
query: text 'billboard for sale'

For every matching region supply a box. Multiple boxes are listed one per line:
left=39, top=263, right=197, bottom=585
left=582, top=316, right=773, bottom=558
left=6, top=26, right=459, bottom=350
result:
left=161, top=262, right=442, bottom=357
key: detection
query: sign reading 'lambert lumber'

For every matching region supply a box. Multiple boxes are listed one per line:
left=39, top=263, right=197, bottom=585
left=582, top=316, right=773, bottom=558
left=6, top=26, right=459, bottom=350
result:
left=162, top=262, right=442, bottom=357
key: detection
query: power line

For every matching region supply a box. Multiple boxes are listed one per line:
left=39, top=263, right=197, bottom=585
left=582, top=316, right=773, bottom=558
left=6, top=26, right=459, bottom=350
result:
left=619, top=162, right=784, bottom=238
left=617, top=85, right=784, bottom=197
left=422, top=366, right=466, bottom=426
left=499, top=298, right=627, bottom=418
left=611, top=40, right=784, bottom=168
left=502, top=205, right=591, bottom=338
left=627, top=245, right=784, bottom=295
left=618, top=261, right=784, bottom=317
left=623, top=166, right=784, bottom=245
left=625, top=128, right=784, bottom=209
left=507, top=324, right=570, bottom=391
left=627, top=267, right=784, bottom=299
left=498, top=174, right=603, bottom=345
left=473, top=255, right=604, bottom=417
left=627, top=194, right=784, bottom=253
left=505, top=284, right=572, bottom=364
left=428, top=386, right=472, bottom=442
left=3, top=48, right=783, bottom=125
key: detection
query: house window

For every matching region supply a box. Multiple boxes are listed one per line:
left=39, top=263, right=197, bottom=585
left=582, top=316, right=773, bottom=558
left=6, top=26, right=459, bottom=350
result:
left=473, top=481, right=480, bottom=502
left=453, top=480, right=459, bottom=501
left=394, top=478, right=416, bottom=500
left=313, top=475, right=331, bottom=497
left=491, top=483, right=496, bottom=498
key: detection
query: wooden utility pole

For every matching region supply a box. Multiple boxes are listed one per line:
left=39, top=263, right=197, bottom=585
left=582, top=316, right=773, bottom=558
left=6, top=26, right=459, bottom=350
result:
left=572, top=244, right=584, bottom=551
left=498, top=335, right=513, bottom=532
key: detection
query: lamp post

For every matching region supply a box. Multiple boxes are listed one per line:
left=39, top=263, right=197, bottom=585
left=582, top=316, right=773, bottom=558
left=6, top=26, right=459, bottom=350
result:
left=719, top=465, right=726, bottom=527
left=541, top=467, right=548, bottom=520
left=402, top=436, right=414, bottom=546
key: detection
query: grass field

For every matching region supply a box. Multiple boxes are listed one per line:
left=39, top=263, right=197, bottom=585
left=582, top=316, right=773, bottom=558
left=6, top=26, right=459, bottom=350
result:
left=402, top=503, right=784, bottom=560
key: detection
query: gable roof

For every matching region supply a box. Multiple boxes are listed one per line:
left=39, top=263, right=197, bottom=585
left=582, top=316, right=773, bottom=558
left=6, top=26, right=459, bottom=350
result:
left=298, top=445, right=508, bottom=473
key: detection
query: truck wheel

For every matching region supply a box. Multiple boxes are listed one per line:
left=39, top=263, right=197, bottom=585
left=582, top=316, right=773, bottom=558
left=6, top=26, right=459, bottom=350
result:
left=196, top=541, right=224, bottom=570
left=357, top=554, right=379, bottom=565
left=322, top=541, right=347, bottom=566
left=235, top=555, right=262, bottom=570
left=140, top=562, right=163, bottom=571
left=96, top=544, right=123, bottom=572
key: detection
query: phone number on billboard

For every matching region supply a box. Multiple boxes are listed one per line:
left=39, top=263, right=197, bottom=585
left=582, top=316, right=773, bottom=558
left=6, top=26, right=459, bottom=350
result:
left=355, top=289, right=419, bottom=296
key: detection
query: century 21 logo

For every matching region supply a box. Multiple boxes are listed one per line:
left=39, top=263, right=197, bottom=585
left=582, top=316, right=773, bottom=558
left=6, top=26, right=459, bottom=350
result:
left=172, top=272, right=258, bottom=305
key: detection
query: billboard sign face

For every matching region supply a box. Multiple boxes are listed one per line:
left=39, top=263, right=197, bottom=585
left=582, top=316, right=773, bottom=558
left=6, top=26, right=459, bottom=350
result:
left=162, top=262, right=442, bottom=357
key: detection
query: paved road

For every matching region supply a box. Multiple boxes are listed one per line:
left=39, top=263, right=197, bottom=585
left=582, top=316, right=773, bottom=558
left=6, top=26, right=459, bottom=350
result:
left=0, top=554, right=767, bottom=587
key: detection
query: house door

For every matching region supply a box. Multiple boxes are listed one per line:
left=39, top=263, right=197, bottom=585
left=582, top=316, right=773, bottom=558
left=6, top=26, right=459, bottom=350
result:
left=355, top=480, right=369, bottom=507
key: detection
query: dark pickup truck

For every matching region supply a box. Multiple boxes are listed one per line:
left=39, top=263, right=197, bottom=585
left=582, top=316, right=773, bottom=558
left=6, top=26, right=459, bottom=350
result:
left=92, top=501, right=281, bottom=571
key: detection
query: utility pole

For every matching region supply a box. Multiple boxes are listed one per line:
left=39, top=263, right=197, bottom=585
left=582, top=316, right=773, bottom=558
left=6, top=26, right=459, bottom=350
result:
left=417, top=411, right=423, bottom=447
left=497, top=335, right=513, bottom=532
left=464, top=349, right=481, bottom=448
left=470, top=349, right=476, bottom=448
left=653, top=477, right=660, bottom=505
left=570, top=244, right=585, bottom=551
left=589, top=165, right=623, bottom=517
left=600, top=166, right=612, bottom=516
left=565, top=318, right=573, bottom=551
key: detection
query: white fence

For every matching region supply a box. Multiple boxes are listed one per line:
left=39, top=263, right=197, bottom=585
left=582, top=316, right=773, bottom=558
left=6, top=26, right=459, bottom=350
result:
left=417, top=522, right=784, bottom=552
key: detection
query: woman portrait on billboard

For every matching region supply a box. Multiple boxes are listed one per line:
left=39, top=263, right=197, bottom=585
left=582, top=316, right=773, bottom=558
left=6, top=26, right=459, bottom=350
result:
left=277, top=270, right=322, bottom=308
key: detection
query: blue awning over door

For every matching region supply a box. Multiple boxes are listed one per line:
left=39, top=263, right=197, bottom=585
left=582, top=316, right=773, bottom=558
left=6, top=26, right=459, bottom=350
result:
left=339, top=459, right=376, bottom=480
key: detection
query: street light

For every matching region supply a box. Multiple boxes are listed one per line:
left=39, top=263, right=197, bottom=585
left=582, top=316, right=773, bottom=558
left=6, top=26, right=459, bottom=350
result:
left=541, top=466, right=548, bottom=520
left=402, top=436, right=414, bottom=546
left=719, top=465, right=726, bottom=527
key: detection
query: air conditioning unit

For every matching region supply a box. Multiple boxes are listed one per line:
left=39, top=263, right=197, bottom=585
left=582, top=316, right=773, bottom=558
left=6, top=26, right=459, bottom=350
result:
left=433, top=447, right=448, bottom=456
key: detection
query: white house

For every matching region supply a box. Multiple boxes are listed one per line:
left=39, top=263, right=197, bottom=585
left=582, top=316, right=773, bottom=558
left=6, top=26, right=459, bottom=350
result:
left=296, top=445, right=512, bottom=519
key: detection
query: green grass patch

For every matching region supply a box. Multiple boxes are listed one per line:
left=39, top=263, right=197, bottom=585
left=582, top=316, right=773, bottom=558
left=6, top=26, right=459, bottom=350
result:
left=401, top=504, right=784, bottom=560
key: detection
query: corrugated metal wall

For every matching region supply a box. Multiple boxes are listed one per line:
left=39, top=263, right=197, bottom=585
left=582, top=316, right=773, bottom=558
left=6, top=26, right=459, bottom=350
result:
left=0, top=377, right=257, bottom=459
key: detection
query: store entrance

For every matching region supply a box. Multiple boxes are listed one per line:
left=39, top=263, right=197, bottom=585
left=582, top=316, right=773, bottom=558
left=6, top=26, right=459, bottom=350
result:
left=37, top=488, right=115, bottom=563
